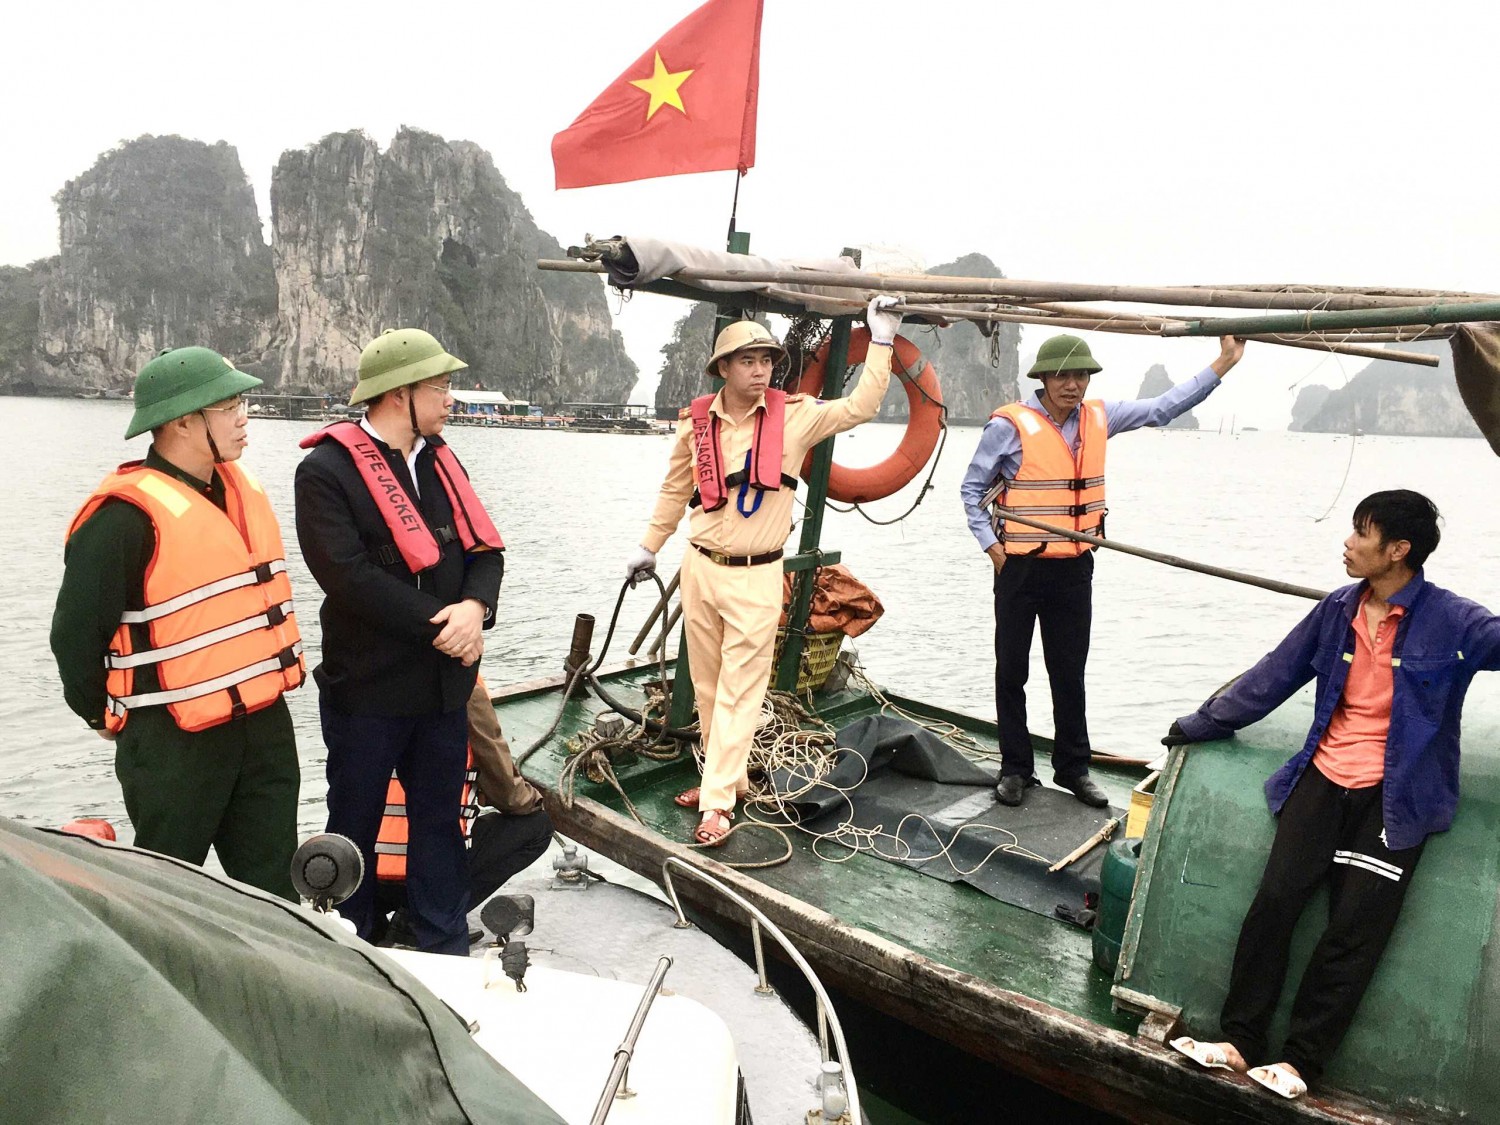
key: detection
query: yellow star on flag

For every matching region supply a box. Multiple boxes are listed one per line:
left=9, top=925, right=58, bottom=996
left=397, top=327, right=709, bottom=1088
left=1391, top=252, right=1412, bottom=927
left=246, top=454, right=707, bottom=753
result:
left=630, top=52, right=694, bottom=121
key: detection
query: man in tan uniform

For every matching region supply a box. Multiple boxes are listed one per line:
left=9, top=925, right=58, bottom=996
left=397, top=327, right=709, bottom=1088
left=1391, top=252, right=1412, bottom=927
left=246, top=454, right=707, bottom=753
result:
left=625, top=297, right=900, bottom=845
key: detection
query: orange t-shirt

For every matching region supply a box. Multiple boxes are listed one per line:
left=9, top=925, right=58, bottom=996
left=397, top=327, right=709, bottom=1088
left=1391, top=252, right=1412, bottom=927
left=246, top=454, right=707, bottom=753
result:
left=1314, top=589, right=1405, bottom=788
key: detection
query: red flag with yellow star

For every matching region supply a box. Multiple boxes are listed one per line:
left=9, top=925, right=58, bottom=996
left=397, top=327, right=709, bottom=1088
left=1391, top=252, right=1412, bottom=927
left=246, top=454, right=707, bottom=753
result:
left=551, top=0, right=762, bottom=189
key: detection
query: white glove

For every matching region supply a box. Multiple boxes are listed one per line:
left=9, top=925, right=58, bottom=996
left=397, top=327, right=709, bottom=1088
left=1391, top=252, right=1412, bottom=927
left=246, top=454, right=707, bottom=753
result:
left=625, top=545, right=657, bottom=587
left=867, top=295, right=901, bottom=346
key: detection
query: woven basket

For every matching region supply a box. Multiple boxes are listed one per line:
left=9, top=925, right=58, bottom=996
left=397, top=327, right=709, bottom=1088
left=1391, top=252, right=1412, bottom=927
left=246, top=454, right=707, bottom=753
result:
left=771, top=628, right=843, bottom=693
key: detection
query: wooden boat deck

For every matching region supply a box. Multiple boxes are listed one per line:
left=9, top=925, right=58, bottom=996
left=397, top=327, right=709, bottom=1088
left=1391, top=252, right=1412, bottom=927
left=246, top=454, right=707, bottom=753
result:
left=495, top=660, right=1413, bottom=1124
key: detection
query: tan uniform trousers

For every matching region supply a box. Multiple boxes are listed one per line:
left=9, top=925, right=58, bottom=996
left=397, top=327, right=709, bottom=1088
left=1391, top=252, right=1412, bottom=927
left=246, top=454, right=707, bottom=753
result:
left=679, top=544, right=784, bottom=813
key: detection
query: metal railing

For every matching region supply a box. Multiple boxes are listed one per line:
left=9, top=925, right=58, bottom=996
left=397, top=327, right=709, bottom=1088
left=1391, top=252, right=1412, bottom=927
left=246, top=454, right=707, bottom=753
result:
left=659, top=856, right=862, bottom=1125
left=589, top=955, right=674, bottom=1125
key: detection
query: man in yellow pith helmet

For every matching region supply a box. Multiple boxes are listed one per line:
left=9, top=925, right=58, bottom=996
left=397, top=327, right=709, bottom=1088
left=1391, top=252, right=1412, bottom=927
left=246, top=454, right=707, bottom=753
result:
left=625, top=297, right=901, bottom=847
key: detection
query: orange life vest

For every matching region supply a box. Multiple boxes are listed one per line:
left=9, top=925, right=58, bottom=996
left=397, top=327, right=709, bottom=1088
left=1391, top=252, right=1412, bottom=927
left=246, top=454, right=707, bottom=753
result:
left=988, top=401, right=1108, bottom=558
left=374, top=748, right=479, bottom=881
left=67, top=460, right=305, bottom=733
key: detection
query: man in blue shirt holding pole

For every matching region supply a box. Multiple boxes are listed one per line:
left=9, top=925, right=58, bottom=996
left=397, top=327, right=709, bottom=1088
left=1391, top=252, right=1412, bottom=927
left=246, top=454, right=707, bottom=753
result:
left=960, top=333, right=1244, bottom=808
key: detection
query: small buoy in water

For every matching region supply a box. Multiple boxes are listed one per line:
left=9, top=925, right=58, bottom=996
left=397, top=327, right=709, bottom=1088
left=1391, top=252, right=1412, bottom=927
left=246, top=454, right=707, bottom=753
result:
left=60, top=818, right=116, bottom=841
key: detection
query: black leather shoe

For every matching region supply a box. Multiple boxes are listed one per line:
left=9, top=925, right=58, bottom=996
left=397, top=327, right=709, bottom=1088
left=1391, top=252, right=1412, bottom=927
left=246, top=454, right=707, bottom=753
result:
left=996, top=775, right=1028, bottom=806
left=1057, top=773, right=1110, bottom=808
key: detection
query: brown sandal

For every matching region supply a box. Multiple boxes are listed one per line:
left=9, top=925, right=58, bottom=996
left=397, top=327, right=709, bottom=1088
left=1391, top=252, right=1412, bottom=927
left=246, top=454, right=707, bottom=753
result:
left=674, top=787, right=701, bottom=809
left=693, top=809, right=733, bottom=847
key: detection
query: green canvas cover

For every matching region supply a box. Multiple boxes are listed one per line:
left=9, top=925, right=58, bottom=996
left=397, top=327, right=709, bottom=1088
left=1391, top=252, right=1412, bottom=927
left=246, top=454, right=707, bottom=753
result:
left=0, top=817, right=565, bottom=1125
left=1117, top=698, right=1500, bottom=1120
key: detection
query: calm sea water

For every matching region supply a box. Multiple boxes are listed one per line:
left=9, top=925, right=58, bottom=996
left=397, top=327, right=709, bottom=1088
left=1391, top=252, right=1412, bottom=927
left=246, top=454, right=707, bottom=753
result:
left=8, top=396, right=1500, bottom=839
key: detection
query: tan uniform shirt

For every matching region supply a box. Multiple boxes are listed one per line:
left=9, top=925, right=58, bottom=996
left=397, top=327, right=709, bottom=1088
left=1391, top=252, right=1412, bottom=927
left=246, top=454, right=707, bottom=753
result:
left=643, top=345, right=893, bottom=556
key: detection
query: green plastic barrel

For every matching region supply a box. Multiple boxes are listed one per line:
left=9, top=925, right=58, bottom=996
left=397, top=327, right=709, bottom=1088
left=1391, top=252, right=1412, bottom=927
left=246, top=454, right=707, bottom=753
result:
left=1092, top=837, right=1141, bottom=975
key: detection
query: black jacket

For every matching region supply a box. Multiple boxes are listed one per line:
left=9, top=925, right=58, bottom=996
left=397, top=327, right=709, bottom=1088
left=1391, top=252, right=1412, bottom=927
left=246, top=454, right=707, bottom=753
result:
left=294, top=431, right=503, bottom=717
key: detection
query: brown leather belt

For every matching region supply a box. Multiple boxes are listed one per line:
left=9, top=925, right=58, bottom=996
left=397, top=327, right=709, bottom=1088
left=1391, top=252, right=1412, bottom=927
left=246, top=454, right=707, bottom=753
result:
left=693, top=543, right=784, bottom=568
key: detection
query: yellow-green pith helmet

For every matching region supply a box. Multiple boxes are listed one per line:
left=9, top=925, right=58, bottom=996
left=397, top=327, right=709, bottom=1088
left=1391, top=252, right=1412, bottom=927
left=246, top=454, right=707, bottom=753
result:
left=351, top=328, right=467, bottom=406
left=704, top=320, right=786, bottom=379
left=125, top=347, right=262, bottom=439
left=1027, top=334, right=1103, bottom=378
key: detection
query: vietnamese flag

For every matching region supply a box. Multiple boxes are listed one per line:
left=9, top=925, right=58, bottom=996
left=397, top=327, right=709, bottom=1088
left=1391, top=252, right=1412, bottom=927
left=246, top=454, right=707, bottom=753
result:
left=551, top=0, right=762, bottom=190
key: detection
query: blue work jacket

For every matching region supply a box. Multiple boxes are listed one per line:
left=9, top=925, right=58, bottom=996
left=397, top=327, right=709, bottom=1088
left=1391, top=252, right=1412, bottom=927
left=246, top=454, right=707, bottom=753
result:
left=1177, top=570, right=1500, bottom=850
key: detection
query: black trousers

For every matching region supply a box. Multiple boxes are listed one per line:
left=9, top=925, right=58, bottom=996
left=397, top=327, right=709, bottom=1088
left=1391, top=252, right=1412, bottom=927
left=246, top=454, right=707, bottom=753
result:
left=1221, top=765, right=1424, bottom=1081
left=993, top=552, right=1094, bottom=782
left=320, top=697, right=471, bottom=955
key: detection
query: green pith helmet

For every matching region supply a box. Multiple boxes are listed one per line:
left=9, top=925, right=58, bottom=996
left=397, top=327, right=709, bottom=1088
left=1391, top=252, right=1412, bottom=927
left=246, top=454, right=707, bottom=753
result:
left=704, top=320, right=786, bottom=378
left=351, top=328, right=468, bottom=406
left=124, top=347, right=263, bottom=439
left=1026, top=334, right=1103, bottom=378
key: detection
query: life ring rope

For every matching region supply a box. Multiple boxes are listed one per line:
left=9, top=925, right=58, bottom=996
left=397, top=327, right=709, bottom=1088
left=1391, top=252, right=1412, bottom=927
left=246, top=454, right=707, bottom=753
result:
left=790, top=328, right=946, bottom=506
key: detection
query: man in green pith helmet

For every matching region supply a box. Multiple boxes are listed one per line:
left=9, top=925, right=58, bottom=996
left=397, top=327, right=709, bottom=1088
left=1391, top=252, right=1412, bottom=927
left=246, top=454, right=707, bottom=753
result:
left=960, top=333, right=1245, bottom=808
left=51, top=347, right=305, bottom=900
left=295, top=328, right=505, bottom=955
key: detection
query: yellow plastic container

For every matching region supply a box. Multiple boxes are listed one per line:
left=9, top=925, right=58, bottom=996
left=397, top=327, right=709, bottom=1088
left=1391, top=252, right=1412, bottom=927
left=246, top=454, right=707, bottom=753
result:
left=1125, top=771, right=1160, bottom=839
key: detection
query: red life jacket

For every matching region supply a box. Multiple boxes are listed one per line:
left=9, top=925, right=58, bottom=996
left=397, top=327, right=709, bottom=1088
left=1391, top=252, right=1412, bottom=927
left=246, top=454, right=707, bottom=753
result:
left=374, top=747, right=480, bottom=882
left=299, top=421, right=504, bottom=571
left=688, top=389, right=798, bottom=511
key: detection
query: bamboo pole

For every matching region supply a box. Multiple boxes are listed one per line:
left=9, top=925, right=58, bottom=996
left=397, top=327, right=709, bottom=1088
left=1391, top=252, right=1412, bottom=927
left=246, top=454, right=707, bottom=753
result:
left=1048, top=817, right=1121, bottom=874
left=1163, top=300, right=1500, bottom=338
left=1183, top=283, right=1500, bottom=301
left=984, top=505, right=1330, bottom=601
left=537, top=259, right=1448, bottom=312
left=893, top=303, right=1439, bottom=367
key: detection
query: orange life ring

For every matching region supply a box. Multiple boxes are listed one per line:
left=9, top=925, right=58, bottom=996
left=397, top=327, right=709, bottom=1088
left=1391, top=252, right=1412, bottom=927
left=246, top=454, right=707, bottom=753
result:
left=791, top=328, right=944, bottom=504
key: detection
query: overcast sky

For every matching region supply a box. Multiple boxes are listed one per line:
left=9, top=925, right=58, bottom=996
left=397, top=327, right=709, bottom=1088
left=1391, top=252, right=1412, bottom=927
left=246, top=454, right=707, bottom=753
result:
left=4, top=0, right=1493, bottom=426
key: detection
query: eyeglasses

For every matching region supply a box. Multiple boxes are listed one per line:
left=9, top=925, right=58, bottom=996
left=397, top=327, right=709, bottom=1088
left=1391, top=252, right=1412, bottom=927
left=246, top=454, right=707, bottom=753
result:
left=201, top=396, right=248, bottom=418
left=415, top=380, right=453, bottom=395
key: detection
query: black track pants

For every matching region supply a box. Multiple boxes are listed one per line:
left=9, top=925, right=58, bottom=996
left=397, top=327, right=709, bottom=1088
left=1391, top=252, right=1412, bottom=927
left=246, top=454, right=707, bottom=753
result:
left=1220, top=765, right=1424, bottom=1081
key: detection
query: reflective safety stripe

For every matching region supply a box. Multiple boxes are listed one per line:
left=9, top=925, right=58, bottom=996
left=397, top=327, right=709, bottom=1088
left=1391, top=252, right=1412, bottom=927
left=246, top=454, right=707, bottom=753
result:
left=120, top=560, right=288, bottom=624
left=107, top=601, right=295, bottom=669
left=1002, top=476, right=1106, bottom=491
left=111, top=642, right=303, bottom=710
left=374, top=842, right=407, bottom=856
left=383, top=804, right=405, bottom=817
left=1333, top=849, right=1403, bottom=881
left=1006, top=501, right=1107, bottom=517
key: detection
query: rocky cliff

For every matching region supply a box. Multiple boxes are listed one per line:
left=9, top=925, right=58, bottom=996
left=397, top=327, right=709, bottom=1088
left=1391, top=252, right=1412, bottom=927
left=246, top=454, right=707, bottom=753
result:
left=653, top=302, right=720, bottom=410
left=651, top=252, right=1019, bottom=422
left=0, top=130, right=636, bottom=403
left=14, top=136, right=276, bottom=393
left=911, top=254, right=1020, bottom=424
left=269, top=127, right=635, bottom=401
left=1136, top=364, right=1199, bottom=429
left=1288, top=340, right=1479, bottom=438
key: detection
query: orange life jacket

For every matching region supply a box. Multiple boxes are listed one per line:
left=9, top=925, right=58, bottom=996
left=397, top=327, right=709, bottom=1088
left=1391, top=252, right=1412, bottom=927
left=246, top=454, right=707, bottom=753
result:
left=374, top=748, right=479, bottom=881
left=988, top=401, right=1108, bottom=558
left=67, top=460, right=305, bottom=733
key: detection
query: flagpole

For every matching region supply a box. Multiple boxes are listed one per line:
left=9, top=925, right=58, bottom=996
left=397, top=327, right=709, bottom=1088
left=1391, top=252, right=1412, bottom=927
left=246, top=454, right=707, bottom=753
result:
left=726, top=169, right=744, bottom=248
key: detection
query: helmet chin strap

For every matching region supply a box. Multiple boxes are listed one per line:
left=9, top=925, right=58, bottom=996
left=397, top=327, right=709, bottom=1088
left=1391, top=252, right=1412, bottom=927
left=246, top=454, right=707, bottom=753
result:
left=407, top=390, right=422, bottom=439
left=198, top=411, right=227, bottom=464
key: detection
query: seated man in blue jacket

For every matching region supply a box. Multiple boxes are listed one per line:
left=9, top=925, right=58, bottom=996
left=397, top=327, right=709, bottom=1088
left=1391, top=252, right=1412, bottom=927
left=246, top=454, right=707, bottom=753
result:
left=1164, top=490, right=1500, bottom=1100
